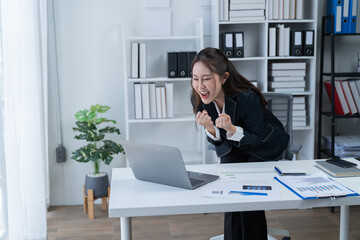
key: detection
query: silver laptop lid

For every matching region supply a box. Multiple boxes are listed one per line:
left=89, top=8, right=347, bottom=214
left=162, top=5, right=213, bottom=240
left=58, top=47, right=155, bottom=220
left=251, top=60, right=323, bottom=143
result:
left=119, top=140, right=193, bottom=189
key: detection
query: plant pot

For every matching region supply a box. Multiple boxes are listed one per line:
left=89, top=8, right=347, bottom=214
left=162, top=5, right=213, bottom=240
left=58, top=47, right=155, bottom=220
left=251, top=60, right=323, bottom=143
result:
left=84, top=172, right=110, bottom=198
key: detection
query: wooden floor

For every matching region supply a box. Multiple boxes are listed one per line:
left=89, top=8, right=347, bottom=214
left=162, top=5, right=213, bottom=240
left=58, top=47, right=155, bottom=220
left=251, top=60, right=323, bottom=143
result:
left=47, top=205, right=360, bottom=240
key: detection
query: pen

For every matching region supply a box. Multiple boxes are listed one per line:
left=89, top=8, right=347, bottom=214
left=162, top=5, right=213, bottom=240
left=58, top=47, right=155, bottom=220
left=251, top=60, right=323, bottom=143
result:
left=274, top=167, right=282, bottom=175
left=228, top=191, right=268, bottom=196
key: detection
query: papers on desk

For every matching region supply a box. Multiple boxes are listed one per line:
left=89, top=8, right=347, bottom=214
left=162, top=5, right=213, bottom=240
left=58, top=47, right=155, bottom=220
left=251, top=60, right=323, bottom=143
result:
left=217, top=168, right=275, bottom=181
left=202, top=181, right=280, bottom=200
left=274, top=172, right=359, bottom=199
left=322, top=135, right=360, bottom=158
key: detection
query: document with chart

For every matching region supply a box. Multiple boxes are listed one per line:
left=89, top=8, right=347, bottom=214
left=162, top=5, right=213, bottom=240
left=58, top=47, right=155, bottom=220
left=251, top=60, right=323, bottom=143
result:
left=274, top=172, right=359, bottom=199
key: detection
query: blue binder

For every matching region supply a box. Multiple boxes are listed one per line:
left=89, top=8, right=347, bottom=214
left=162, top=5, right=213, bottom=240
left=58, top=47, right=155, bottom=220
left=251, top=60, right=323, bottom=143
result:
left=349, top=0, right=358, bottom=33
left=326, top=0, right=344, bottom=34
left=342, top=0, right=350, bottom=33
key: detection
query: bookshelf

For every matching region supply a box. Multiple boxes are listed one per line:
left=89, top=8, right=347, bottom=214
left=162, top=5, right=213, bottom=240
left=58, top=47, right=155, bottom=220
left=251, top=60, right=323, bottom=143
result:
left=210, top=0, right=318, bottom=159
left=317, top=15, right=360, bottom=159
left=121, top=19, right=207, bottom=165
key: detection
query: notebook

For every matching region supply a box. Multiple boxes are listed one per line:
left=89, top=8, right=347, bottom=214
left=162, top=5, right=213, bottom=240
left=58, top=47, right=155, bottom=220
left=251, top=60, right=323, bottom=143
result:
left=119, top=140, right=219, bottom=190
left=315, top=160, right=360, bottom=178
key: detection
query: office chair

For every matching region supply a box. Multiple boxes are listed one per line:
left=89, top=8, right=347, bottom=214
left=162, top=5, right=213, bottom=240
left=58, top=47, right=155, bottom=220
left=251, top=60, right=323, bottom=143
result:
left=209, top=93, right=301, bottom=240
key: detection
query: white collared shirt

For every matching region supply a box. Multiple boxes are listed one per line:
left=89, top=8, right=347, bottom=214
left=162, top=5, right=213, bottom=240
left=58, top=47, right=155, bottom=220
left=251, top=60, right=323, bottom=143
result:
left=205, top=101, right=244, bottom=142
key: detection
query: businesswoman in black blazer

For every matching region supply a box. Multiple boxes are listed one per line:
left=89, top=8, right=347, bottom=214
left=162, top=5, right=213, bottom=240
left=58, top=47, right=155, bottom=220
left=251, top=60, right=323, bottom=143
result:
left=190, top=47, right=289, bottom=240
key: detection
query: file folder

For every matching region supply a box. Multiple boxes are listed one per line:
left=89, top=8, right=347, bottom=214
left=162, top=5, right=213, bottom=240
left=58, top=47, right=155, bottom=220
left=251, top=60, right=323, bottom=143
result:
left=326, top=0, right=343, bottom=34
left=349, top=0, right=358, bottom=33
left=168, top=52, right=178, bottom=78
left=222, top=32, right=234, bottom=58
left=342, top=0, right=350, bottom=33
left=233, top=32, right=244, bottom=58
left=177, top=52, right=188, bottom=78
left=291, top=31, right=303, bottom=56
left=187, top=51, right=197, bottom=77
left=303, top=30, right=314, bottom=56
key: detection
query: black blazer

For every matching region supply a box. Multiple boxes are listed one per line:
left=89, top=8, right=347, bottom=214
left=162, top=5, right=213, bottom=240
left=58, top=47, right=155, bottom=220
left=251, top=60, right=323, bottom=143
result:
left=199, top=90, right=289, bottom=161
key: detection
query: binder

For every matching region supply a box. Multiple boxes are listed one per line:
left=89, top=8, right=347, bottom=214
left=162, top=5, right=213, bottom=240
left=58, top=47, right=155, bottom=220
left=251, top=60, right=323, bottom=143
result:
left=233, top=32, right=244, bottom=58
left=177, top=52, right=188, bottom=78
left=141, top=83, right=150, bottom=119
left=268, top=27, right=276, bottom=57
left=326, top=0, right=343, bottom=34
left=324, top=80, right=350, bottom=115
left=134, top=83, right=142, bottom=119
left=303, top=30, right=314, bottom=56
left=139, top=43, right=147, bottom=78
left=342, top=0, right=350, bottom=33
left=187, top=51, right=197, bottom=77
left=131, top=42, right=139, bottom=78
left=290, top=31, right=303, bottom=56
left=222, top=32, right=234, bottom=58
left=349, top=0, right=358, bottom=33
left=167, top=52, right=178, bottom=78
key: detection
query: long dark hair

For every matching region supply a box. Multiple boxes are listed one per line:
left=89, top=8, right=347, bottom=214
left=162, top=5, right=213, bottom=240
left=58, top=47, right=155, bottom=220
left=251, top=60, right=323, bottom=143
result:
left=190, top=47, right=267, bottom=114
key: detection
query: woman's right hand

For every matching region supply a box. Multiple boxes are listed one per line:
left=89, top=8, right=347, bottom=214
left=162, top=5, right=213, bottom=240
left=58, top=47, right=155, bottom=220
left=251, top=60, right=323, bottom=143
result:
left=195, top=110, right=215, bottom=134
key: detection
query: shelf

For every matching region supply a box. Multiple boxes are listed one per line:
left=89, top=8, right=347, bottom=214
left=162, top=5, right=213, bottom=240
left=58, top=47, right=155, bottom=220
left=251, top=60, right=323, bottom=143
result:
left=323, top=33, right=360, bottom=37
left=268, top=19, right=316, bottom=23
left=128, top=114, right=194, bottom=123
left=219, top=20, right=266, bottom=25
left=126, top=36, right=201, bottom=41
left=128, top=77, right=191, bottom=83
left=322, top=72, right=360, bottom=78
left=267, top=56, right=315, bottom=60
left=321, top=112, right=360, bottom=118
left=229, top=56, right=265, bottom=61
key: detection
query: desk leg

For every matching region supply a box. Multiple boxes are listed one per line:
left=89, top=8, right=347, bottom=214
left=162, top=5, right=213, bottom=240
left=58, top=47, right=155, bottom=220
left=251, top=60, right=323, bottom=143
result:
left=339, top=205, right=349, bottom=240
left=120, top=217, right=132, bottom=240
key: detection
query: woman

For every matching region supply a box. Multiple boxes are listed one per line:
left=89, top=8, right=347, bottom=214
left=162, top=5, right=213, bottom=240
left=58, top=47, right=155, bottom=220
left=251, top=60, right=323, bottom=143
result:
left=190, top=47, right=289, bottom=240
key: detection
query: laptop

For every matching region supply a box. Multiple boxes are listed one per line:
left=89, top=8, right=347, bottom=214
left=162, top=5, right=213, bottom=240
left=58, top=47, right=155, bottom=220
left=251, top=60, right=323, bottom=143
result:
left=119, top=140, right=219, bottom=190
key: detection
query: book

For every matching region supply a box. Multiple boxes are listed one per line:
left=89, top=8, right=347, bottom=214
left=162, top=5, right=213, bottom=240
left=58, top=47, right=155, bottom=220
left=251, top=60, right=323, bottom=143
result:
left=276, top=24, right=284, bottom=56
left=155, top=87, right=162, bottom=118
left=165, top=82, right=173, bottom=118
left=268, top=28, right=276, bottom=57
left=270, top=87, right=305, bottom=92
left=293, top=96, right=306, bottom=104
left=230, top=16, right=265, bottom=21
left=229, top=3, right=265, bottom=10
left=141, top=83, right=150, bottom=119
left=269, top=69, right=306, bottom=77
left=324, top=80, right=350, bottom=115
left=149, top=83, right=157, bottom=118
left=160, top=86, right=167, bottom=118
left=270, top=62, right=306, bottom=70
left=229, top=9, right=265, bottom=17
left=269, top=81, right=305, bottom=88
left=349, top=80, right=360, bottom=112
left=316, top=160, right=360, bottom=177
left=139, top=43, right=147, bottom=78
left=341, top=80, right=358, bottom=114
left=131, top=42, right=139, bottom=78
left=134, top=83, right=142, bottom=119
left=274, top=166, right=306, bottom=176
left=271, top=76, right=304, bottom=82
left=293, top=103, right=306, bottom=110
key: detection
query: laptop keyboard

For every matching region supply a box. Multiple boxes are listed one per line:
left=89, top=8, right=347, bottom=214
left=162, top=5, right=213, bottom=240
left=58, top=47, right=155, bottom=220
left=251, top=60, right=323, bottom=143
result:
left=190, top=178, right=205, bottom=186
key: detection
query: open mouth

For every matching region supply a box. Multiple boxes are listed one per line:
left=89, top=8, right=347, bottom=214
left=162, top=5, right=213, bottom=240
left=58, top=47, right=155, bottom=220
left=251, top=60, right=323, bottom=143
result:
left=200, top=91, right=210, bottom=99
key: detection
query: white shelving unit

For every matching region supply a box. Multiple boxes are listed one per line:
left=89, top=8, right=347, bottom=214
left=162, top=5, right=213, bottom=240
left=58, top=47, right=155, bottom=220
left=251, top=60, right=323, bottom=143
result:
left=122, top=19, right=207, bottom=165
left=210, top=0, right=318, bottom=159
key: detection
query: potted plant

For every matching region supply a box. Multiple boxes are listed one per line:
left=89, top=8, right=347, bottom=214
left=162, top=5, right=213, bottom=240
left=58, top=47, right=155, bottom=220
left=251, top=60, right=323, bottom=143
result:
left=71, top=104, right=124, bottom=199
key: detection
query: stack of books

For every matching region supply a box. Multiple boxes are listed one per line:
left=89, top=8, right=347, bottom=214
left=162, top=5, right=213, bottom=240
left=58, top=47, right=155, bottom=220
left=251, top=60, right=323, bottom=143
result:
left=270, top=96, right=307, bottom=127
left=268, top=0, right=304, bottom=20
left=134, top=82, right=173, bottom=119
left=219, top=0, right=265, bottom=22
left=268, top=62, right=306, bottom=92
left=324, top=79, right=360, bottom=115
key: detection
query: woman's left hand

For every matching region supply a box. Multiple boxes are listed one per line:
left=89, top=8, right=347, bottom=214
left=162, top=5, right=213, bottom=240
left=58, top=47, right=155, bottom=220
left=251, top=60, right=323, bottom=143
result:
left=215, top=113, right=236, bottom=135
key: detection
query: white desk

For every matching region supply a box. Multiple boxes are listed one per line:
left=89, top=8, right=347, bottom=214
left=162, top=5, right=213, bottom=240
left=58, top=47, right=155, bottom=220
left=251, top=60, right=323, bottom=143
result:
left=108, top=159, right=360, bottom=240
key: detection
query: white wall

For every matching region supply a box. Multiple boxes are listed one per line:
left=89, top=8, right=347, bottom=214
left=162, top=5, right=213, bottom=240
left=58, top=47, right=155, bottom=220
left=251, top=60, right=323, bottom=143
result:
left=48, top=0, right=207, bottom=205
